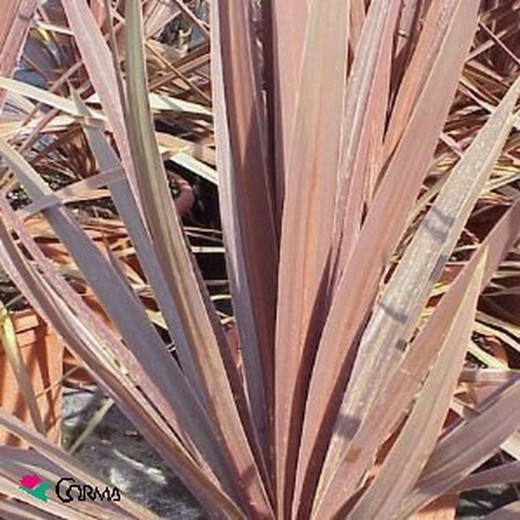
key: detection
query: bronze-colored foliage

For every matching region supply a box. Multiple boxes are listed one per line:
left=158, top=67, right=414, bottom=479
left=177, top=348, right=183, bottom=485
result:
left=0, top=0, right=518, bottom=518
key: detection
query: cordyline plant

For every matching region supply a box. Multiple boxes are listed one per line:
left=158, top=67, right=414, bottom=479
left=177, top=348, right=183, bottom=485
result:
left=0, top=0, right=519, bottom=518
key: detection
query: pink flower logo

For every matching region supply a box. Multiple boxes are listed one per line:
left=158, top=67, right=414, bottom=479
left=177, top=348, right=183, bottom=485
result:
left=19, top=474, right=41, bottom=489
left=19, top=474, right=52, bottom=502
